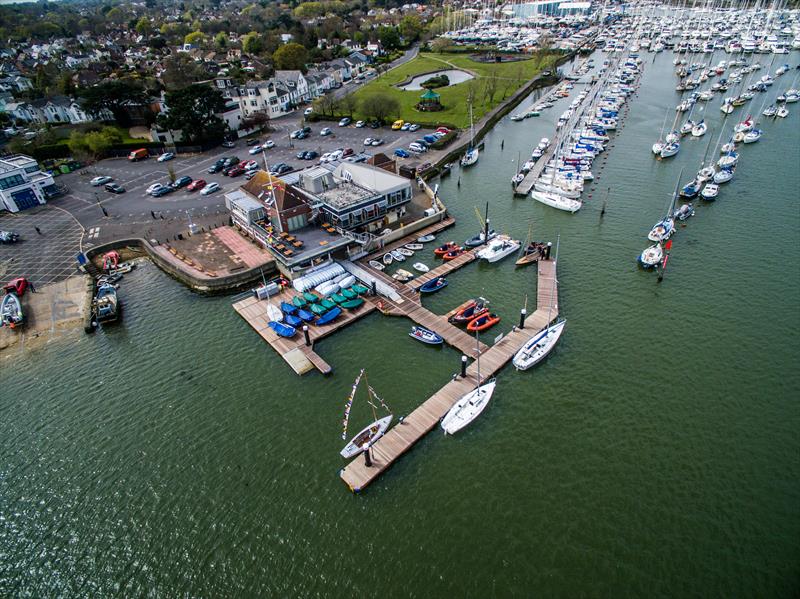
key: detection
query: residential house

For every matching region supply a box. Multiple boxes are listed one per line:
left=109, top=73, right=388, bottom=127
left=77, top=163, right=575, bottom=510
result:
left=273, top=70, right=311, bottom=104
left=42, top=96, right=73, bottom=123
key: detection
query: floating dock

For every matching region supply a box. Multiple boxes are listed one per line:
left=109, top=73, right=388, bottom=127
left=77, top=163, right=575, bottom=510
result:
left=339, top=258, right=558, bottom=492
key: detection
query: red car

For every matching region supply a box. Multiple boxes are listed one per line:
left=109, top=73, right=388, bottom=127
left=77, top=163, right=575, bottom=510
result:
left=436, top=127, right=450, bottom=135
left=227, top=165, right=246, bottom=177
left=187, top=179, right=207, bottom=191
left=342, top=147, right=354, bottom=157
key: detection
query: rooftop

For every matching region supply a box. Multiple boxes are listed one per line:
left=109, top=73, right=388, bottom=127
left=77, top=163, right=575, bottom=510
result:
left=317, top=180, right=374, bottom=210
left=0, top=154, right=38, bottom=174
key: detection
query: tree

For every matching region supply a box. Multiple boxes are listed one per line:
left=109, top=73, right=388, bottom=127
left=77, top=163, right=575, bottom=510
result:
left=135, top=17, right=151, bottom=36
left=312, top=93, right=339, bottom=118
left=339, top=93, right=358, bottom=118
left=184, top=31, right=204, bottom=46
left=162, top=53, right=209, bottom=90
left=430, top=37, right=453, bottom=53
left=67, top=131, right=89, bottom=158
left=378, top=26, right=401, bottom=51
left=214, top=32, right=228, bottom=50
left=106, top=7, right=125, bottom=25
left=359, top=93, right=400, bottom=124
left=273, top=42, right=308, bottom=72
left=242, top=31, right=264, bottom=55
left=149, top=36, right=167, bottom=50
left=483, top=71, right=499, bottom=106
left=160, top=85, right=227, bottom=143
left=80, top=80, right=147, bottom=127
left=399, top=15, right=422, bottom=42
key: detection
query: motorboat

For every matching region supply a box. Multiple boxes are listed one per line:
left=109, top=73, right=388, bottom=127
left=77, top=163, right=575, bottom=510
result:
left=464, top=229, right=497, bottom=248
left=390, top=250, right=406, bottom=262
left=408, top=326, right=443, bottom=345
left=268, top=320, right=296, bottom=338
left=743, top=129, right=762, bottom=143
left=0, top=293, right=24, bottom=328
left=440, top=379, right=496, bottom=435
left=762, top=105, right=777, bottom=117
left=511, top=173, right=525, bottom=186
left=442, top=247, right=466, bottom=261
left=700, top=183, right=719, bottom=200
left=680, top=120, right=695, bottom=135
left=512, top=320, right=566, bottom=371
left=638, top=243, right=663, bottom=269
left=449, top=297, right=488, bottom=324
left=680, top=179, right=700, bottom=198
left=368, top=260, right=385, bottom=271
left=94, top=284, right=119, bottom=323
left=476, top=236, right=521, bottom=263
left=340, top=415, right=393, bottom=459
left=531, top=190, right=581, bottom=213
left=419, top=277, right=448, bottom=294
left=433, top=241, right=458, bottom=256
left=777, top=107, right=789, bottom=118
left=690, top=120, right=707, bottom=136
left=382, top=253, right=393, bottom=266
left=713, top=168, right=734, bottom=184
left=673, top=203, right=695, bottom=221
left=647, top=217, right=675, bottom=242
left=412, top=262, right=429, bottom=273
left=466, top=312, right=500, bottom=332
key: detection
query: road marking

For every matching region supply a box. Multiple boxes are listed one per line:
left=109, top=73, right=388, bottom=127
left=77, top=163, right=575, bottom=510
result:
left=87, top=227, right=100, bottom=239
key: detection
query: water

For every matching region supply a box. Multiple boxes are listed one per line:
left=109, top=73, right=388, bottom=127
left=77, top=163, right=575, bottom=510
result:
left=1, top=51, right=799, bottom=596
left=399, top=69, right=475, bottom=91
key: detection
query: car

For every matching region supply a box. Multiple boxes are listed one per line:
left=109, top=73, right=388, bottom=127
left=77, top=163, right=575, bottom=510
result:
left=157, top=152, right=175, bottom=162
left=342, top=148, right=354, bottom=157
left=319, top=153, right=332, bottom=163
left=363, top=137, right=375, bottom=146
left=418, top=162, right=433, bottom=173
left=302, top=126, right=311, bottom=134
left=355, top=120, right=365, bottom=128
left=200, top=182, right=220, bottom=195
left=338, top=117, right=351, bottom=127
left=228, top=165, right=246, bottom=177
left=105, top=183, right=125, bottom=194
left=223, top=156, right=240, bottom=167
left=413, top=139, right=430, bottom=148
left=151, top=186, right=175, bottom=197
left=329, top=149, right=343, bottom=161
left=435, top=127, right=450, bottom=135
left=303, top=150, right=318, bottom=160
left=392, top=119, right=404, bottom=130
left=246, top=138, right=260, bottom=146
left=295, top=130, right=309, bottom=140
left=394, top=148, right=410, bottom=158
left=90, top=176, right=113, bottom=186
left=297, top=150, right=308, bottom=159
left=320, top=127, right=332, bottom=136
left=275, top=164, right=292, bottom=174
left=409, top=123, right=421, bottom=132
left=370, top=138, right=384, bottom=146
left=249, top=145, right=264, bottom=155
left=369, top=121, right=381, bottom=129
left=290, top=129, right=302, bottom=139
left=409, top=142, right=427, bottom=153
left=431, top=131, right=445, bottom=139
left=304, top=107, right=314, bottom=117
left=242, top=160, right=259, bottom=170
left=207, top=159, right=226, bottom=173
left=263, top=140, right=275, bottom=149
left=221, top=140, right=236, bottom=148
left=187, top=179, right=207, bottom=191
left=245, top=169, right=262, bottom=180
left=170, top=176, right=193, bottom=189
left=146, top=183, right=164, bottom=194
left=0, top=229, right=20, bottom=243
left=401, top=122, right=411, bottom=131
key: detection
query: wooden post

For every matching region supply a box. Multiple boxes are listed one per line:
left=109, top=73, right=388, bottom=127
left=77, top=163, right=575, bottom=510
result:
left=519, top=308, right=526, bottom=329
left=461, top=355, right=468, bottom=378
left=303, top=325, right=310, bottom=346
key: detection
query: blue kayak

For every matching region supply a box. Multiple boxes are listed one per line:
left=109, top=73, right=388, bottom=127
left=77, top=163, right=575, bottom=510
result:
left=284, top=313, right=303, bottom=328
left=419, top=277, right=448, bottom=294
left=315, top=307, right=342, bottom=325
left=268, top=320, right=296, bottom=338
left=296, top=309, right=315, bottom=322
left=280, top=301, right=297, bottom=315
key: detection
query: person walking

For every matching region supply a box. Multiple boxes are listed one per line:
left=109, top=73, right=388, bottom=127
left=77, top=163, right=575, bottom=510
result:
left=34, top=226, right=42, bottom=235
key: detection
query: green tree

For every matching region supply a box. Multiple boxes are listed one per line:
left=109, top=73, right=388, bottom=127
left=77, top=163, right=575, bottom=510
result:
left=214, top=32, right=228, bottom=49
left=273, top=42, right=308, bottom=71
left=84, top=127, right=122, bottom=158
left=67, top=131, right=88, bottom=157
left=430, top=37, right=453, bottom=53
left=106, top=7, right=125, bottom=24
left=135, top=17, right=152, bottom=36
left=160, top=85, right=227, bottom=143
left=184, top=31, right=204, bottom=46
left=161, top=53, right=209, bottom=90
left=80, top=80, right=147, bottom=127
left=242, top=31, right=264, bottom=55
left=359, top=93, right=400, bottom=123
left=378, top=26, right=401, bottom=51
left=399, top=15, right=422, bottom=42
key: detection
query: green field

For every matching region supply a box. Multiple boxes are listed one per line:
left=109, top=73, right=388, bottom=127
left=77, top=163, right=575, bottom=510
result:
left=350, top=51, right=556, bottom=129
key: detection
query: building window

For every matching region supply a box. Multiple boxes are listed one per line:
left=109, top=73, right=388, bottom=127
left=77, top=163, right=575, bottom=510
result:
left=24, top=165, right=39, bottom=174
left=0, top=174, right=26, bottom=190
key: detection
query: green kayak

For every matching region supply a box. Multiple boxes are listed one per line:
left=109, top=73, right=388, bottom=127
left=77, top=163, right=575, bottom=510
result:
left=310, top=303, right=327, bottom=315
left=292, top=296, right=307, bottom=308
left=352, top=284, right=369, bottom=295
left=340, top=298, right=364, bottom=310
left=330, top=293, right=347, bottom=304
left=303, top=292, right=319, bottom=303
left=320, top=298, right=337, bottom=310
left=341, top=287, right=357, bottom=299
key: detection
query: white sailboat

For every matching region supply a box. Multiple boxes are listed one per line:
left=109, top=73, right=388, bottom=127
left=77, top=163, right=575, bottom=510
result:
left=441, top=331, right=495, bottom=435
left=340, top=370, right=393, bottom=458
left=460, top=103, right=479, bottom=167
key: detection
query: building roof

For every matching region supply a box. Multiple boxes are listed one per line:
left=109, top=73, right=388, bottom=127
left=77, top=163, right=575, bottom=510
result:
left=420, top=89, right=440, bottom=100
left=333, top=161, right=409, bottom=194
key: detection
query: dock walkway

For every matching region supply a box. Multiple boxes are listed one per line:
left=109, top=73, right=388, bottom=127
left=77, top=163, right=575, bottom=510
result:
left=340, top=258, right=558, bottom=492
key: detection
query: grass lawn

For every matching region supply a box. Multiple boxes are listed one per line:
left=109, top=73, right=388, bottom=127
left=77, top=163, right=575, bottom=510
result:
left=350, top=51, right=557, bottom=129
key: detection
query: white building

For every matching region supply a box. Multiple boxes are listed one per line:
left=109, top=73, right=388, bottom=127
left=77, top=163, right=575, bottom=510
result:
left=0, top=155, right=58, bottom=212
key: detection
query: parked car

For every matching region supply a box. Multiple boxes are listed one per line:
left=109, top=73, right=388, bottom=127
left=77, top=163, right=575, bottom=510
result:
left=151, top=186, right=174, bottom=197
left=338, top=117, right=351, bottom=127
left=435, top=127, right=450, bottom=135
left=319, top=153, right=332, bottom=163
left=0, top=229, right=20, bottom=244
left=200, top=182, right=220, bottom=195
left=275, top=164, right=292, bottom=175
left=208, top=159, right=226, bottom=173
left=370, top=138, right=384, bottom=146
left=290, top=129, right=302, bottom=139
left=329, top=149, right=343, bottom=161
left=128, top=148, right=148, bottom=161
left=392, top=119, right=404, bottom=130
left=295, top=130, right=309, bottom=139
left=263, top=140, right=275, bottom=149
left=304, top=107, right=314, bottom=117
left=297, top=150, right=308, bottom=159
left=249, top=145, right=264, bottom=155
left=147, top=183, right=164, bottom=194
left=301, top=126, right=311, bottom=134
left=355, top=120, right=366, bottom=128
left=187, top=179, right=206, bottom=191
left=223, top=156, right=240, bottom=167
left=363, top=137, right=375, bottom=146
left=368, top=121, right=381, bottom=129
left=105, top=183, right=125, bottom=194
left=394, top=148, right=410, bottom=158
left=342, top=148, right=354, bottom=157
left=245, top=169, right=261, bottom=180
left=303, top=150, right=318, bottom=160
left=242, top=160, right=259, bottom=170
left=157, top=152, right=175, bottom=162
left=246, top=138, right=260, bottom=146
left=417, top=162, right=433, bottom=173
left=170, top=176, right=193, bottom=189
left=409, top=123, right=421, bottom=132
left=228, top=165, right=246, bottom=177
left=423, top=134, right=439, bottom=144
left=221, top=140, right=236, bottom=148
left=320, top=127, right=332, bottom=136
left=90, top=176, right=113, bottom=186
left=413, top=138, right=430, bottom=148
left=401, top=122, right=411, bottom=131
left=409, top=142, right=428, bottom=153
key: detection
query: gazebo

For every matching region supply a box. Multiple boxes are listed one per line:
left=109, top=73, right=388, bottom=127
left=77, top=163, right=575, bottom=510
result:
left=418, top=88, right=442, bottom=111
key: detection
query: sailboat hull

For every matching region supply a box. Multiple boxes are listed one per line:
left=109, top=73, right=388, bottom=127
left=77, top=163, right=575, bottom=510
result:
left=341, top=415, right=393, bottom=458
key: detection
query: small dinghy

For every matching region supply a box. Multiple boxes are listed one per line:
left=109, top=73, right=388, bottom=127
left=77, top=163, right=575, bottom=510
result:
left=390, top=250, right=406, bottom=262
left=466, top=312, right=500, bottom=332
left=673, top=203, right=695, bottom=221
left=368, top=260, right=385, bottom=271
left=442, top=247, right=465, bottom=261
left=285, top=314, right=304, bottom=327
left=338, top=275, right=356, bottom=289
left=464, top=229, right=497, bottom=248
left=310, top=303, right=328, bottom=316
left=320, top=298, right=338, bottom=310
left=449, top=299, right=488, bottom=324
left=296, top=308, right=315, bottom=322
left=292, top=295, right=308, bottom=308
left=341, top=287, right=358, bottom=299
left=417, top=234, right=436, bottom=243
left=266, top=303, right=283, bottom=322
left=433, top=241, right=457, bottom=256
left=351, top=284, right=369, bottom=295
left=382, top=253, right=394, bottom=266
left=396, top=248, right=414, bottom=257
left=268, top=320, right=296, bottom=338
left=280, top=301, right=297, bottom=315
left=341, top=298, right=365, bottom=310
left=404, top=243, right=424, bottom=251
left=0, top=293, right=24, bottom=328
left=392, top=269, right=414, bottom=282
left=315, top=307, right=342, bottom=325
left=419, top=277, right=448, bottom=294
left=412, top=262, right=429, bottom=273
left=409, top=325, right=444, bottom=345
left=303, top=292, right=320, bottom=303
left=330, top=292, right=347, bottom=304
left=340, top=415, right=393, bottom=459
left=440, top=379, right=497, bottom=435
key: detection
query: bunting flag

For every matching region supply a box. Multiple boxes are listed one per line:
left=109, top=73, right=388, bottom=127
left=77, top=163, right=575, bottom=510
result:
left=366, top=385, right=391, bottom=414
left=341, top=369, right=364, bottom=440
